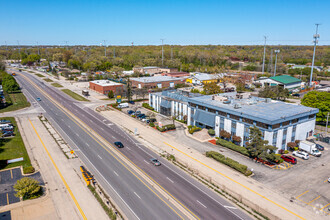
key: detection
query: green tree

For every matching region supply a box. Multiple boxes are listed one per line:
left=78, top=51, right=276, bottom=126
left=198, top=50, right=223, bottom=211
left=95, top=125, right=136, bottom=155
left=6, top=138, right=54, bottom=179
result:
left=258, top=85, right=289, bottom=101
left=14, top=177, right=42, bottom=200
left=203, top=82, right=221, bottom=95
left=108, top=90, right=114, bottom=99
left=2, top=74, right=20, bottom=93
left=301, top=91, right=330, bottom=123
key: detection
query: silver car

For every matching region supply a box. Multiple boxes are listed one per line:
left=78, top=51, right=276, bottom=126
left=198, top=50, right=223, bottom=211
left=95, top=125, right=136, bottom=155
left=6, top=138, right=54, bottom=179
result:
left=150, top=158, right=161, bottom=166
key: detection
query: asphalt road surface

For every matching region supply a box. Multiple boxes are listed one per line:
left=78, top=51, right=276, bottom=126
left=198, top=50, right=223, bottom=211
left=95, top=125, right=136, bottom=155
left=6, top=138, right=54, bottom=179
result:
left=13, top=70, right=252, bottom=220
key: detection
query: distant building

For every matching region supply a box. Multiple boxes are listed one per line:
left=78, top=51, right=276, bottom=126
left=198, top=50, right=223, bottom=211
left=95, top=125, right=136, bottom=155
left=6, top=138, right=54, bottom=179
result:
left=133, top=66, right=160, bottom=75
left=89, top=80, right=124, bottom=95
left=122, top=70, right=134, bottom=76
left=130, top=76, right=186, bottom=89
left=161, top=72, right=190, bottom=77
left=256, top=75, right=302, bottom=90
left=158, top=67, right=178, bottom=73
left=186, top=72, right=223, bottom=85
left=150, top=90, right=318, bottom=151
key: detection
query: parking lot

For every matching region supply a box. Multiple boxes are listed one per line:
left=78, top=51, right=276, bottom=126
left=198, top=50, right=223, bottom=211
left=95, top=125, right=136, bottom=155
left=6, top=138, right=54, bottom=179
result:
left=0, top=168, right=44, bottom=206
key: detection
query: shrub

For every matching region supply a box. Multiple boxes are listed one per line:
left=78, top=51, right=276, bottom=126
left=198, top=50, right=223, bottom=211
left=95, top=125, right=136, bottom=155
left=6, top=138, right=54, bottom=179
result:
left=156, top=126, right=166, bottom=132
left=149, top=122, right=155, bottom=127
left=14, top=177, right=42, bottom=200
left=206, top=151, right=252, bottom=176
left=220, top=130, right=231, bottom=139
left=208, top=129, right=215, bottom=136
left=216, top=138, right=249, bottom=156
left=142, top=103, right=154, bottom=111
left=232, top=135, right=242, bottom=144
left=295, top=140, right=300, bottom=145
left=188, top=126, right=202, bottom=134
left=284, top=150, right=289, bottom=154
left=156, top=124, right=175, bottom=132
left=287, top=142, right=297, bottom=150
left=23, top=166, right=35, bottom=174
left=294, top=147, right=299, bottom=151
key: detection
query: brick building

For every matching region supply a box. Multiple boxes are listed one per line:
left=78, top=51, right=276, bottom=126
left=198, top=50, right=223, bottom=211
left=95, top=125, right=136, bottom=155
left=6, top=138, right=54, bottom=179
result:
left=161, top=72, right=190, bottom=77
left=130, top=76, right=186, bottom=89
left=89, top=80, right=123, bottom=95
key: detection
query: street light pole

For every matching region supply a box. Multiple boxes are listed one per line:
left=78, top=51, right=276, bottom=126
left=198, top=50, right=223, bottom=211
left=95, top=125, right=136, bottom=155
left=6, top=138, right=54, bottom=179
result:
left=274, top=50, right=280, bottom=77
left=262, top=36, right=267, bottom=75
left=309, top=24, right=320, bottom=87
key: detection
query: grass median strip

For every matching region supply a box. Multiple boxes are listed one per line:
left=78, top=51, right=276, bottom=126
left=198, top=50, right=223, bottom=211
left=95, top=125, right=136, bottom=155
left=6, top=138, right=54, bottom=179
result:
left=61, top=89, right=89, bottom=101
left=0, top=117, right=32, bottom=171
left=43, top=78, right=53, bottom=82
left=51, top=82, right=63, bottom=88
left=35, top=73, right=45, bottom=77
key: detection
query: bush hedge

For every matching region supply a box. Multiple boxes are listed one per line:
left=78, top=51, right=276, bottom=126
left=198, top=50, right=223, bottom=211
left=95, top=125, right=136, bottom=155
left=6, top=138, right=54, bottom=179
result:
left=23, top=166, right=35, bottom=174
left=156, top=124, right=176, bottom=132
left=149, top=122, right=155, bottom=127
left=208, top=129, right=215, bottom=136
left=216, top=138, right=249, bottom=156
left=142, top=103, right=154, bottom=111
left=206, top=151, right=252, bottom=176
left=188, top=126, right=202, bottom=134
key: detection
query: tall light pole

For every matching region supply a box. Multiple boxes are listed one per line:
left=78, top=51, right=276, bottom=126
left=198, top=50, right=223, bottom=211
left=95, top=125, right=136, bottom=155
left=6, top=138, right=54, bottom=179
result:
left=17, top=40, right=21, bottom=61
left=161, top=39, right=164, bottom=66
left=103, top=40, right=107, bottom=57
left=309, top=24, right=320, bottom=87
left=274, top=49, right=280, bottom=76
left=262, top=36, right=267, bottom=74
left=36, top=41, right=40, bottom=55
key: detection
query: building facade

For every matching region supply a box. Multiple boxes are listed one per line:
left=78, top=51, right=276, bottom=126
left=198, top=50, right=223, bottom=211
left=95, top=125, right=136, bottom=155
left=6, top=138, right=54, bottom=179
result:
left=131, top=76, right=187, bottom=89
left=150, top=91, right=318, bottom=151
left=89, top=80, right=124, bottom=95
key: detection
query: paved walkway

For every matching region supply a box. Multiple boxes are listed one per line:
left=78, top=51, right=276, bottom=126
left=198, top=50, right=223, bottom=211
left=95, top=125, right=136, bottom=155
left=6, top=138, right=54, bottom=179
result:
left=100, top=108, right=325, bottom=220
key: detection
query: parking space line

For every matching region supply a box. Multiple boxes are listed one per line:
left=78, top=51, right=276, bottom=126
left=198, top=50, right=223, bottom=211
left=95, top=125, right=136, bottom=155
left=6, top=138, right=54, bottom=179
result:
left=6, top=193, right=9, bottom=205
left=307, top=196, right=321, bottom=205
left=10, top=169, right=13, bottom=179
left=320, top=203, right=330, bottom=211
left=296, top=190, right=309, bottom=199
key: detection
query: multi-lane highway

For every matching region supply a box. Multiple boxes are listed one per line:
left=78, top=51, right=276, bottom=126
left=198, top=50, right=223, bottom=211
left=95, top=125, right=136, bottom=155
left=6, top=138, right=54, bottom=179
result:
left=13, top=70, right=252, bottom=220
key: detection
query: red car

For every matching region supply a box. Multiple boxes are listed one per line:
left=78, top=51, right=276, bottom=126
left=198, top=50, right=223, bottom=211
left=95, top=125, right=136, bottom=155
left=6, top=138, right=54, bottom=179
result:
left=281, top=155, right=297, bottom=164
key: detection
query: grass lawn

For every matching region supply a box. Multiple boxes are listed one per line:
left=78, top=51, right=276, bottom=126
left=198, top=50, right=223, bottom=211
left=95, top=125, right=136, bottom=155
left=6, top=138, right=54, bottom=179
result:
left=61, top=89, right=89, bottom=101
left=0, top=117, right=32, bottom=170
left=43, top=78, right=53, bottom=82
left=51, top=83, right=63, bottom=88
left=35, top=73, right=45, bottom=77
left=0, top=92, right=31, bottom=113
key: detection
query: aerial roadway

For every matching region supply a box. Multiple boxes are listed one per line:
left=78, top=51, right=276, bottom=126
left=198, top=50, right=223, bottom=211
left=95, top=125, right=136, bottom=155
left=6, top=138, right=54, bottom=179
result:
left=12, top=69, right=251, bottom=220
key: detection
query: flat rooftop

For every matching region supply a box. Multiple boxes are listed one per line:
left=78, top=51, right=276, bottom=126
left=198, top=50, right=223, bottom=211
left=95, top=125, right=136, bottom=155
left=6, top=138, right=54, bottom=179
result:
left=189, top=93, right=318, bottom=124
left=90, top=80, right=122, bottom=86
left=131, top=76, right=187, bottom=83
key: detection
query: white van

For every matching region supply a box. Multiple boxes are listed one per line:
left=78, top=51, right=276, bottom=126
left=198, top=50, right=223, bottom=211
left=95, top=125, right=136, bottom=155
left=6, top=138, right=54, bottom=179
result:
left=118, top=103, right=129, bottom=108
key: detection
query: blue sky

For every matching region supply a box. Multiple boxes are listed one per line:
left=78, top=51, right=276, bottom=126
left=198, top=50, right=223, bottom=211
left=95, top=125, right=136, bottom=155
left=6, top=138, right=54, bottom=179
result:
left=1, top=0, right=329, bottom=45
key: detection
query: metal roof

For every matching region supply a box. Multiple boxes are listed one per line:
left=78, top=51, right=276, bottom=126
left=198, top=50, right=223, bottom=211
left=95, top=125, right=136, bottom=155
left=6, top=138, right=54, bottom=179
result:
left=131, top=76, right=186, bottom=83
left=269, top=75, right=301, bottom=85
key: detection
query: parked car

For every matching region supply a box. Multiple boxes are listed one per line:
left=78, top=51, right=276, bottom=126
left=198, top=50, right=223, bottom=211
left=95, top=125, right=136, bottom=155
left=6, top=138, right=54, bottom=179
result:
left=142, top=118, right=150, bottom=123
left=127, top=110, right=134, bottom=115
left=139, top=115, right=146, bottom=120
left=118, top=103, right=129, bottom=108
left=149, top=118, right=157, bottom=123
left=2, top=132, right=14, bottom=137
left=0, top=120, right=11, bottom=124
left=292, top=151, right=309, bottom=160
left=135, top=111, right=141, bottom=115
left=316, top=144, right=324, bottom=151
left=281, top=155, right=297, bottom=164
left=328, top=177, right=330, bottom=183
left=292, top=93, right=300, bottom=97
left=114, top=141, right=124, bottom=148
left=137, top=114, right=145, bottom=119
left=128, top=101, right=135, bottom=104
left=150, top=158, right=161, bottom=166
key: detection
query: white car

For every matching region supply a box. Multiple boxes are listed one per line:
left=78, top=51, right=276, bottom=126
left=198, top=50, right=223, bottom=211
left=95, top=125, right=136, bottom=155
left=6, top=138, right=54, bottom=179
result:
left=292, top=151, right=309, bottom=160
left=328, top=177, right=330, bottom=183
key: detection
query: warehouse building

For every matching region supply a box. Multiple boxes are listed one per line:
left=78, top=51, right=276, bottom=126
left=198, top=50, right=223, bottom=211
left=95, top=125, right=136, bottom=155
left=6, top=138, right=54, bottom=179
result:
left=89, top=80, right=123, bottom=95
left=130, top=76, right=187, bottom=89
left=150, top=90, right=318, bottom=151
left=256, top=75, right=302, bottom=90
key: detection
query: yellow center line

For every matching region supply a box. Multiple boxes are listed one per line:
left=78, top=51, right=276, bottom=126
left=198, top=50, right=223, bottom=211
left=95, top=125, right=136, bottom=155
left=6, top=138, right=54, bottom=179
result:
left=22, top=73, right=187, bottom=220
left=296, top=190, right=309, bottom=199
left=307, top=196, right=321, bottom=205
left=6, top=193, right=9, bottom=205
left=164, top=142, right=306, bottom=220
left=29, top=119, right=87, bottom=220
left=320, top=203, right=330, bottom=211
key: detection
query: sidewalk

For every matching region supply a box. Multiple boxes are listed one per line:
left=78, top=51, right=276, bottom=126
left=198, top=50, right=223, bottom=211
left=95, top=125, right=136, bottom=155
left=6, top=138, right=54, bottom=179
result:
left=100, top=108, right=325, bottom=220
left=16, top=116, right=108, bottom=220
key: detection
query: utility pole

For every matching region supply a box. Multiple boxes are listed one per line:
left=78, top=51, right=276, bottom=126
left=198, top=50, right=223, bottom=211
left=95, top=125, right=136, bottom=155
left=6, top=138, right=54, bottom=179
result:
left=268, top=49, right=273, bottom=73
left=103, top=40, right=107, bottom=57
left=262, top=36, right=267, bottom=74
left=17, top=40, right=21, bottom=61
left=274, top=50, right=280, bottom=76
left=326, top=112, right=329, bottom=135
left=309, top=24, right=320, bottom=87
left=161, top=39, right=164, bottom=66
left=36, top=41, right=40, bottom=55
left=65, top=41, right=68, bottom=49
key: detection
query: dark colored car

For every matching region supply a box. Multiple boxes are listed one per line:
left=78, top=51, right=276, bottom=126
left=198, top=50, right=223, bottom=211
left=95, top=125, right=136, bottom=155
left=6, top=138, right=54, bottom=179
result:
left=149, top=118, right=157, bottom=123
left=2, top=132, right=14, bottom=137
left=36, top=97, right=41, bottom=101
left=292, top=93, right=300, bottom=97
left=281, top=155, right=297, bottom=164
left=135, top=111, right=141, bottom=115
left=139, top=115, right=146, bottom=120
left=137, top=114, right=145, bottom=118
left=127, top=110, right=134, bottom=115
left=128, top=101, right=135, bottom=104
left=114, top=141, right=124, bottom=148
left=150, top=158, right=161, bottom=166
left=316, top=144, right=324, bottom=151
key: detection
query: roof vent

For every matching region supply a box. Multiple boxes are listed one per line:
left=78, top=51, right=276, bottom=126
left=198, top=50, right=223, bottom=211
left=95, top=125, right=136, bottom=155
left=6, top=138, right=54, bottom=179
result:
left=234, top=103, right=242, bottom=109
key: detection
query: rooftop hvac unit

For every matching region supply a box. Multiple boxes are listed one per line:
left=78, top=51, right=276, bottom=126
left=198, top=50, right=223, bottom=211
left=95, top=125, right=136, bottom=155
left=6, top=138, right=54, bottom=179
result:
left=265, top=98, right=271, bottom=103
left=234, top=103, right=242, bottom=109
left=223, top=100, right=231, bottom=104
